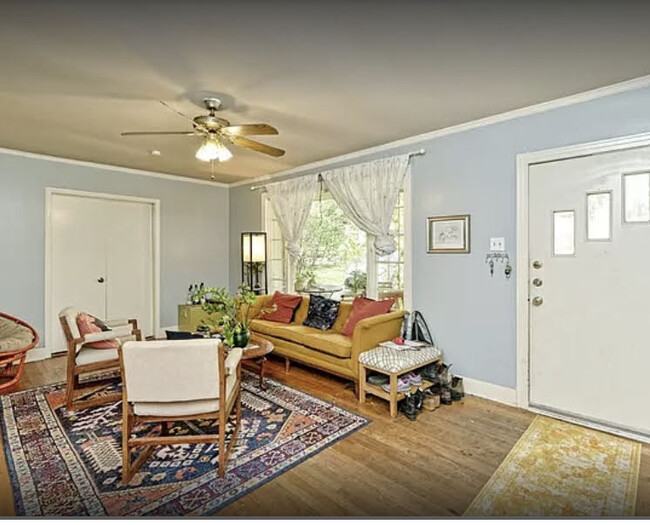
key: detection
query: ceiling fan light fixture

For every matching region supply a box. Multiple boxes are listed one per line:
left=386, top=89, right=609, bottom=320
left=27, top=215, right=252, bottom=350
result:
left=195, top=137, right=232, bottom=162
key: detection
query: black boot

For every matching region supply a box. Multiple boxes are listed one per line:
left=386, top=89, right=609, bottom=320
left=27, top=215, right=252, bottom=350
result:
left=398, top=393, right=419, bottom=421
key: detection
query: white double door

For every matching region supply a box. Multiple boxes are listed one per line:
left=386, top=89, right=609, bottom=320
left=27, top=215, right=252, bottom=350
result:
left=49, top=192, right=155, bottom=353
left=529, top=144, right=650, bottom=438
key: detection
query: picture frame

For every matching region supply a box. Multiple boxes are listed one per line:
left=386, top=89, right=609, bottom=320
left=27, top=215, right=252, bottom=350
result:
left=427, top=214, right=471, bottom=254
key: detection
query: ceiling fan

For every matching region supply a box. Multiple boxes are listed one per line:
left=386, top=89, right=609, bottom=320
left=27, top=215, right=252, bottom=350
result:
left=121, top=98, right=284, bottom=162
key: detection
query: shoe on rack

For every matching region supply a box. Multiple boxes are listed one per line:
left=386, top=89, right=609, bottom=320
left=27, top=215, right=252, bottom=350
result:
left=423, top=389, right=441, bottom=411
left=404, top=371, right=423, bottom=386
left=382, top=375, right=411, bottom=393
left=367, top=373, right=389, bottom=386
left=420, top=363, right=437, bottom=382
left=451, top=376, right=464, bottom=401
left=398, top=393, right=419, bottom=421
left=412, top=388, right=424, bottom=411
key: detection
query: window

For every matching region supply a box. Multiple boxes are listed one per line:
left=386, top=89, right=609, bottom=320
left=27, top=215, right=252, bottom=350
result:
left=553, top=210, right=575, bottom=256
left=262, top=179, right=409, bottom=307
left=586, top=191, right=612, bottom=241
left=623, top=172, right=650, bottom=223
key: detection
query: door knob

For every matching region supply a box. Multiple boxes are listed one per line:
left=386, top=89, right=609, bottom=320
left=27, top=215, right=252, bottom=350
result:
left=532, top=260, right=543, bottom=269
left=532, top=296, right=543, bottom=306
left=97, top=277, right=105, bottom=283
left=532, top=278, right=543, bottom=287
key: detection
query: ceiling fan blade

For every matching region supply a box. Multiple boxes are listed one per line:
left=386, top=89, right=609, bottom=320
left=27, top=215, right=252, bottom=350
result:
left=159, top=100, right=209, bottom=134
left=229, top=136, right=285, bottom=157
left=121, top=131, right=198, bottom=136
left=221, top=124, right=278, bottom=136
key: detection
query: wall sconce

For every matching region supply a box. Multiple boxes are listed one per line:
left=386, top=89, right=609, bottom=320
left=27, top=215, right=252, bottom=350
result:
left=241, top=232, right=268, bottom=294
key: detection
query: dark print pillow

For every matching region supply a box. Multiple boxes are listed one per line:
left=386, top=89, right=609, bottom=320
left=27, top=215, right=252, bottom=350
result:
left=303, top=294, right=340, bottom=331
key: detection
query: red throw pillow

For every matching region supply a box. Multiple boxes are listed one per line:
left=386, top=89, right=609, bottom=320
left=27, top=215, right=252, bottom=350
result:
left=341, top=297, right=394, bottom=337
left=76, top=313, right=119, bottom=349
left=262, top=291, right=303, bottom=324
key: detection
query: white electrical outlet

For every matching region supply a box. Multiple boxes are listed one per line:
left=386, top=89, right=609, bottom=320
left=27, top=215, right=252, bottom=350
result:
left=490, top=237, right=505, bottom=251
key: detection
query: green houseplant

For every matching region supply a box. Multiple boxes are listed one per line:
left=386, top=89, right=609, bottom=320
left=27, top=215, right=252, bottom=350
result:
left=344, top=270, right=367, bottom=296
left=195, top=284, right=262, bottom=348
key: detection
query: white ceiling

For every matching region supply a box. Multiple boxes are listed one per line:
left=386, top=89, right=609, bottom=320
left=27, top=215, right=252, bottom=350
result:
left=1, top=1, right=650, bottom=184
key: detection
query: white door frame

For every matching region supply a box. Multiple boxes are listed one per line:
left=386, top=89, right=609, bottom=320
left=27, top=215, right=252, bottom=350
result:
left=44, top=188, right=161, bottom=359
left=516, top=131, right=650, bottom=414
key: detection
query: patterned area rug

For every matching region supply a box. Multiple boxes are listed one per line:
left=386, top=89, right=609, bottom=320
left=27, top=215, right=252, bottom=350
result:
left=0, top=372, right=368, bottom=516
left=465, top=416, right=641, bottom=516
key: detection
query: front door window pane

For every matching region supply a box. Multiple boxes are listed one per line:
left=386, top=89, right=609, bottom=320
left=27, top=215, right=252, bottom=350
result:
left=586, top=192, right=612, bottom=241
left=623, top=173, right=650, bottom=223
left=553, top=211, right=575, bottom=256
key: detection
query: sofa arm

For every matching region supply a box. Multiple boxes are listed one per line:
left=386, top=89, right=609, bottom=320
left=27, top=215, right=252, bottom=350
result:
left=351, top=310, right=407, bottom=366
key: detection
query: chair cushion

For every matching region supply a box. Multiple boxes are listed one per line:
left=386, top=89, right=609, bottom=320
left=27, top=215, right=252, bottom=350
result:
left=341, top=297, right=394, bottom=337
left=134, top=398, right=220, bottom=417
left=0, top=317, right=34, bottom=353
left=303, top=294, right=340, bottom=331
left=76, top=313, right=119, bottom=349
left=75, top=345, right=119, bottom=366
left=262, top=291, right=302, bottom=323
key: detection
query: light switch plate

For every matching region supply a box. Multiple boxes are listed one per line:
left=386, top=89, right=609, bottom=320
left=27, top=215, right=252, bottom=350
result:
left=490, top=237, right=505, bottom=251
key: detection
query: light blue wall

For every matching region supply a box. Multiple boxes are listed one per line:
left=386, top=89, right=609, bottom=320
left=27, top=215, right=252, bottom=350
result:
left=0, top=153, right=229, bottom=346
left=229, top=84, right=650, bottom=389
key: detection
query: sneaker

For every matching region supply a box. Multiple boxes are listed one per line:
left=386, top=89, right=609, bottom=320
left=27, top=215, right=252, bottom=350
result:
left=420, top=363, right=438, bottom=382
left=398, top=393, right=419, bottom=421
left=382, top=375, right=411, bottom=393
left=367, top=373, right=389, bottom=386
left=404, top=371, right=423, bottom=386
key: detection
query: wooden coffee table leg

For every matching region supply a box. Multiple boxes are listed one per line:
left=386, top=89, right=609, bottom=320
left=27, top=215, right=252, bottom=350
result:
left=258, top=357, right=267, bottom=389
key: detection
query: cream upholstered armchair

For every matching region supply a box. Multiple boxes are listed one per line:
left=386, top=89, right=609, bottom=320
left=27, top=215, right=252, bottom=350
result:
left=119, top=339, right=242, bottom=483
left=59, top=306, right=142, bottom=411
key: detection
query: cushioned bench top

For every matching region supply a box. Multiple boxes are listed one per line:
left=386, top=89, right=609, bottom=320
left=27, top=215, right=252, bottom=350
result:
left=359, top=345, right=441, bottom=373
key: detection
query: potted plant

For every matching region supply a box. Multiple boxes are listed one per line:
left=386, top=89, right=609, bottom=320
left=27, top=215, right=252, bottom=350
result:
left=344, top=270, right=367, bottom=296
left=195, top=284, right=261, bottom=348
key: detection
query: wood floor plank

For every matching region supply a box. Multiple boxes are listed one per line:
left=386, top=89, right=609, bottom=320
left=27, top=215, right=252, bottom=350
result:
left=1, top=354, right=648, bottom=516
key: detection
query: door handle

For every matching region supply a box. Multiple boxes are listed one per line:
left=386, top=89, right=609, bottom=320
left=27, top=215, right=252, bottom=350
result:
left=532, top=278, right=543, bottom=287
left=532, top=260, right=543, bottom=269
left=97, top=277, right=105, bottom=283
left=532, top=296, right=543, bottom=306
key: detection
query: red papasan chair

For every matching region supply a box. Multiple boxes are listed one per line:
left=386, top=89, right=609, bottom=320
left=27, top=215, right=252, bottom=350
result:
left=0, top=312, right=39, bottom=393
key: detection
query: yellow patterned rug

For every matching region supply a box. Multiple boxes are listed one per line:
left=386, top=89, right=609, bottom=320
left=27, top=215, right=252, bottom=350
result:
left=465, top=416, right=641, bottom=516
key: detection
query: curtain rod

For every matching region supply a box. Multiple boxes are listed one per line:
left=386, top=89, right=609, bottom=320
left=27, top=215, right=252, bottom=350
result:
left=250, top=148, right=426, bottom=191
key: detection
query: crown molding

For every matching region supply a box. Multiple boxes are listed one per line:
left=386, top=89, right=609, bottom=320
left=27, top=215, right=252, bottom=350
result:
left=0, top=147, right=230, bottom=188
left=230, top=73, right=650, bottom=188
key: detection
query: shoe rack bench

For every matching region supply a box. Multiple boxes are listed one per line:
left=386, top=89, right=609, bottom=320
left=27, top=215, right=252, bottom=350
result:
left=358, top=348, right=442, bottom=418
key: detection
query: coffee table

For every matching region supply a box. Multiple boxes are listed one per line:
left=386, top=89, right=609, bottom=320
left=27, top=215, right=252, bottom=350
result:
left=240, top=335, right=274, bottom=389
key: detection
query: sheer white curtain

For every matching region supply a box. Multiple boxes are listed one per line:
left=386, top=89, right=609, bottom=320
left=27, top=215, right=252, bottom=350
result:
left=265, top=175, right=319, bottom=291
left=321, top=154, right=410, bottom=256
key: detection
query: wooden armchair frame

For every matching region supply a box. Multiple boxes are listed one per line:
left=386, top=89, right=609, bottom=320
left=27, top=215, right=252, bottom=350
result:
left=119, top=342, right=242, bottom=483
left=59, top=312, right=142, bottom=411
left=0, top=312, right=39, bottom=393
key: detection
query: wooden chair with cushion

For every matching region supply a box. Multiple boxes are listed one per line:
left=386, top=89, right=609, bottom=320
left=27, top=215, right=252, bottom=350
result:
left=59, top=306, right=141, bottom=411
left=119, top=339, right=242, bottom=483
left=0, top=312, right=39, bottom=393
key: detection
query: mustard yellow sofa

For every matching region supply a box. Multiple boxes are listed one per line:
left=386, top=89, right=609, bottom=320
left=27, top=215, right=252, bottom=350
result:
left=249, top=294, right=406, bottom=384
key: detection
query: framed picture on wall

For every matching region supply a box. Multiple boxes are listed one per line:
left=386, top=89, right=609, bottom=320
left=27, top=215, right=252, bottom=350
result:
left=427, top=214, right=471, bottom=253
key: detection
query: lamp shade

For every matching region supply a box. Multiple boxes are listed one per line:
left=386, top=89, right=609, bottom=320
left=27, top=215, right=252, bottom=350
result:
left=242, top=232, right=267, bottom=262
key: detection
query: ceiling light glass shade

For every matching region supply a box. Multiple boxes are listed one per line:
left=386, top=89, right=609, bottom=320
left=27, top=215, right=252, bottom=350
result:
left=195, top=137, right=233, bottom=162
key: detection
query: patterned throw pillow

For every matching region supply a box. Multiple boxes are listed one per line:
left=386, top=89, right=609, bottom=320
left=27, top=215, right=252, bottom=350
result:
left=302, top=294, right=340, bottom=331
left=76, top=313, right=119, bottom=349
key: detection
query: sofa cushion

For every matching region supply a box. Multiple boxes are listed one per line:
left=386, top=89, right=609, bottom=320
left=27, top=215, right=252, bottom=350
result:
left=250, top=319, right=352, bottom=358
left=76, top=313, right=119, bottom=349
left=262, top=291, right=302, bottom=323
left=341, top=297, right=395, bottom=337
left=303, top=294, right=340, bottom=330
left=297, top=331, right=352, bottom=358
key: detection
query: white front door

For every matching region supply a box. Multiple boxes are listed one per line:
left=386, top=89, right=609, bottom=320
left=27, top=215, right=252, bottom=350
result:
left=528, top=145, right=650, bottom=438
left=49, top=192, right=155, bottom=353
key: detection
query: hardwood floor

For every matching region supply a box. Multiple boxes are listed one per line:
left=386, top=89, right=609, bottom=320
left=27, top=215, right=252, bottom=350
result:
left=1, top=355, right=649, bottom=516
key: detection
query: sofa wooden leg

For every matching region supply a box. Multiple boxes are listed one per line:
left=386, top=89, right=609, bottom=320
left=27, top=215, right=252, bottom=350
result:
left=284, top=357, right=290, bottom=373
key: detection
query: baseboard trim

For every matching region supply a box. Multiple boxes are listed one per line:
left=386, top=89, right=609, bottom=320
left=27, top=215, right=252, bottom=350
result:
left=462, top=377, right=518, bottom=407
left=26, top=347, right=51, bottom=363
